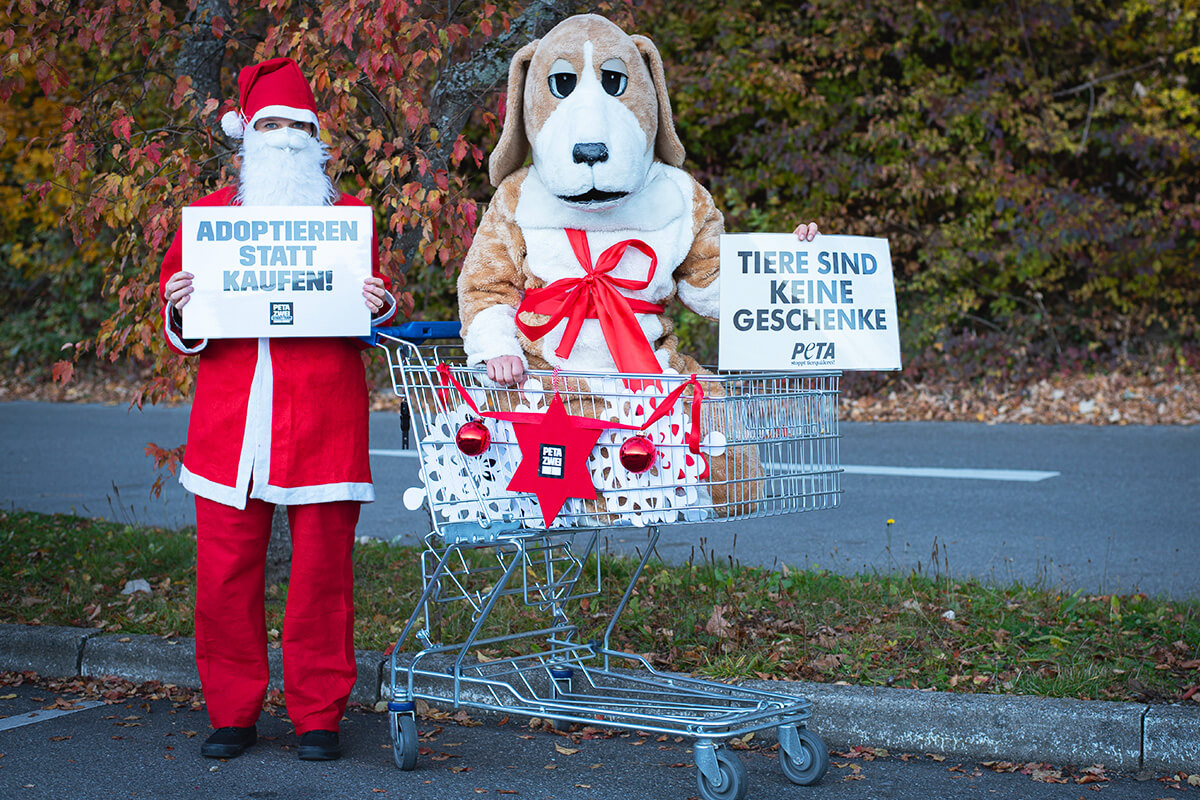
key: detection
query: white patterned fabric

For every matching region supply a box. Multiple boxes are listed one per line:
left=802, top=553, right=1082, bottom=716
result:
left=408, top=372, right=715, bottom=530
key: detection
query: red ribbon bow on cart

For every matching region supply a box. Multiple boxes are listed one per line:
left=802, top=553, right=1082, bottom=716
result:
left=434, top=363, right=709, bottom=525
left=516, top=229, right=666, bottom=382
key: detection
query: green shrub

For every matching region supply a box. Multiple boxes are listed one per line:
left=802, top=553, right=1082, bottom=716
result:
left=646, top=0, right=1200, bottom=368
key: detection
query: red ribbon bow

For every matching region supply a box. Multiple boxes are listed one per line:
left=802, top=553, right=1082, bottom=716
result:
left=516, top=229, right=665, bottom=377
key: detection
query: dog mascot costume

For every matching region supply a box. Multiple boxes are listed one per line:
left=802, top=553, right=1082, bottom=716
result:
left=449, top=14, right=760, bottom=527
left=458, top=14, right=720, bottom=378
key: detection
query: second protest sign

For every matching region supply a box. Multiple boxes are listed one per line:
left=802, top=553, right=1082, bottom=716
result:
left=718, top=233, right=901, bottom=371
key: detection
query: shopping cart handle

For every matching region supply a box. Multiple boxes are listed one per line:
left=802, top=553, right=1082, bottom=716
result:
left=370, top=321, right=461, bottom=345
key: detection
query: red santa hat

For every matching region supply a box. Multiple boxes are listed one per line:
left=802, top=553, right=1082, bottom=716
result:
left=219, top=57, right=320, bottom=140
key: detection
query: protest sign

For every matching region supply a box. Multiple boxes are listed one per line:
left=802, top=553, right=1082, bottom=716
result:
left=181, top=205, right=373, bottom=339
left=719, top=233, right=901, bottom=371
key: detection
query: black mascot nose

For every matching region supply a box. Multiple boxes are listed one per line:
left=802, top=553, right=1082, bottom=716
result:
left=572, top=143, right=609, bottom=166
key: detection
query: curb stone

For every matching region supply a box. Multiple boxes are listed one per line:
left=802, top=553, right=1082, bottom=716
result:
left=1144, top=705, right=1200, bottom=773
left=352, top=649, right=384, bottom=707
left=80, top=631, right=198, bottom=687
left=3, top=625, right=380, bottom=709
left=1, top=622, right=1196, bottom=772
left=0, top=624, right=102, bottom=677
left=746, top=678, right=1147, bottom=769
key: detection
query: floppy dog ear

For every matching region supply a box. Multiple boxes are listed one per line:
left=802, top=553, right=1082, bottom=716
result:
left=489, top=40, right=539, bottom=188
left=632, top=34, right=685, bottom=167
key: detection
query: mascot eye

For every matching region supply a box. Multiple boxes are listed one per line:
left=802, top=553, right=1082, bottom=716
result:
left=549, top=73, right=577, bottom=98
left=548, top=60, right=577, bottom=98
left=548, top=64, right=577, bottom=98
left=600, top=58, right=629, bottom=97
left=600, top=70, right=628, bottom=96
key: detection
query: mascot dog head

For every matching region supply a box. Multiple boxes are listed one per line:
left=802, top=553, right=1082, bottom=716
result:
left=489, top=14, right=685, bottom=210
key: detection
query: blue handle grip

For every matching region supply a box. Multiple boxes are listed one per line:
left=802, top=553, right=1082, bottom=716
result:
left=371, top=321, right=461, bottom=345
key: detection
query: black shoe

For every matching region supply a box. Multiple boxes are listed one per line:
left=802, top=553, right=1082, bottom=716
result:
left=201, top=725, right=257, bottom=759
left=298, top=729, right=341, bottom=761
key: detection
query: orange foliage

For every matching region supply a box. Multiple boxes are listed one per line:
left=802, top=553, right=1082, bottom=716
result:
left=1, top=0, right=512, bottom=407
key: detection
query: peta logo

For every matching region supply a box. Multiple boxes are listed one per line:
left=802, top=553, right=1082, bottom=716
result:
left=791, top=341, right=836, bottom=362
left=269, top=302, right=294, bottom=325
left=538, top=444, right=565, bottom=479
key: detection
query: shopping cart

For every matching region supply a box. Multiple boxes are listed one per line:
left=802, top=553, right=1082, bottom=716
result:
left=374, top=322, right=842, bottom=800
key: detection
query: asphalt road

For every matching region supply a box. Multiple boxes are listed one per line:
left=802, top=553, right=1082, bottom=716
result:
left=0, top=682, right=1187, bottom=800
left=1, top=401, right=1197, bottom=598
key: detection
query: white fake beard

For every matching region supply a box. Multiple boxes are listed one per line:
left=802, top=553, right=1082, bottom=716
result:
left=236, top=127, right=338, bottom=207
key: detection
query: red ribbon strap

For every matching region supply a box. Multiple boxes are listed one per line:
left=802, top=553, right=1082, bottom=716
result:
left=516, top=229, right=665, bottom=376
left=641, top=374, right=708, bottom=479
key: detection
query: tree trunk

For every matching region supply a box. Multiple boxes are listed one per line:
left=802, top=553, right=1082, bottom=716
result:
left=429, top=0, right=592, bottom=161
left=175, top=0, right=233, bottom=126
left=396, top=0, right=590, bottom=268
left=265, top=505, right=292, bottom=588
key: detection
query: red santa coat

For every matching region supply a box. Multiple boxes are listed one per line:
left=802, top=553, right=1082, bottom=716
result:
left=159, top=187, right=395, bottom=510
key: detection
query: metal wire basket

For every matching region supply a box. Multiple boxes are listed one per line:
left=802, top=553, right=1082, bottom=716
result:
left=377, top=331, right=841, bottom=542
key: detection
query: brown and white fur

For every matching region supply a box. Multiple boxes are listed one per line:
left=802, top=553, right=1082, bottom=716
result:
left=457, top=14, right=722, bottom=378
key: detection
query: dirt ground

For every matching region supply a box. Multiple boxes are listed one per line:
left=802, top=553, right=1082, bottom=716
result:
left=837, top=368, right=1200, bottom=426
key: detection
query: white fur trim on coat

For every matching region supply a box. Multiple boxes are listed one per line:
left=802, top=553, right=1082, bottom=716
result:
left=180, top=465, right=249, bottom=509
left=245, top=338, right=273, bottom=502
left=371, top=290, right=398, bottom=327
left=164, top=303, right=207, bottom=354
left=180, top=467, right=374, bottom=508
left=252, top=480, right=375, bottom=505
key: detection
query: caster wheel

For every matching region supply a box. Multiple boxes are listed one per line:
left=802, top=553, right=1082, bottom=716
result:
left=696, top=748, right=748, bottom=800
left=391, top=713, right=418, bottom=771
left=779, top=726, right=828, bottom=786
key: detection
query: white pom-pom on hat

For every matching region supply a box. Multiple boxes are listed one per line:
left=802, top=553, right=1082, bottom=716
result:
left=220, top=110, right=245, bottom=139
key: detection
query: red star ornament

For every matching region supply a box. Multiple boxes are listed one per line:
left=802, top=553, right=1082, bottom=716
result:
left=506, top=392, right=605, bottom=526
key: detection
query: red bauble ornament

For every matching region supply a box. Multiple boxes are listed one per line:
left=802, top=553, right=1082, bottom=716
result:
left=619, top=435, right=657, bottom=474
left=456, top=420, right=491, bottom=456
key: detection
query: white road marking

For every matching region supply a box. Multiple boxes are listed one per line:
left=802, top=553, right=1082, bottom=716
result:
left=371, top=449, right=1059, bottom=482
left=842, top=465, right=1060, bottom=482
left=0, top=701, right=106, bottom=732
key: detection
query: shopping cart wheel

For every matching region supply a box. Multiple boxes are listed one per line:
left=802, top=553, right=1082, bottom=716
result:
left=696, top=748, right=748, bottom=800
left=391, top=713, right=419, bottom=771
left=777, top=725, right=828, bottom=786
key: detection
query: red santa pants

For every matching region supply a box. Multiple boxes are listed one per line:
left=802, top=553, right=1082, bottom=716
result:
left=193, top=495, right=359, bottom=734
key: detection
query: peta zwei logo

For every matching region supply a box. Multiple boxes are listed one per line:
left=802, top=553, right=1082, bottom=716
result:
left=269, top=302, right=294, bottom=325
left=538, top=444, right=565, bottom=479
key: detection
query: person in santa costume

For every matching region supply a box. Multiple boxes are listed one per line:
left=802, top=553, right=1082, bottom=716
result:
left=159, top=57, right=396, bottom=762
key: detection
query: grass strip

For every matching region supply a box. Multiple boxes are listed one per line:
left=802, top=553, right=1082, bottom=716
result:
left=2, top=509, right=1197, bottom=704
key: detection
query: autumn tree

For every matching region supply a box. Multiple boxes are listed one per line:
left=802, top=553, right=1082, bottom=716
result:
left=9, top=0, right=1192, bottom=401
left=645, top=0, right=1200, bottom=378
left=1, top=0, right=616, bottom=408
left=0, top=31, right=113, bottom=378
